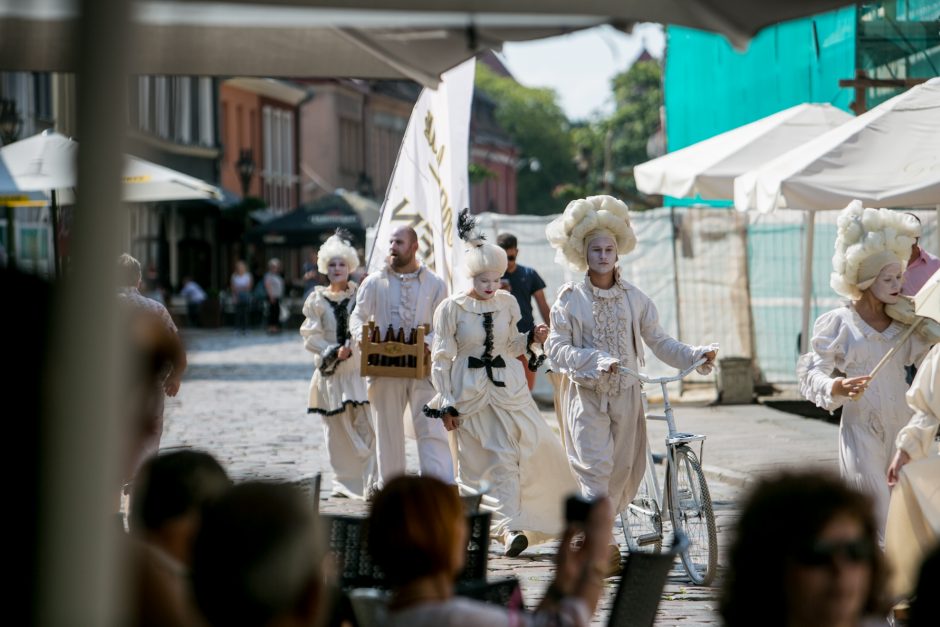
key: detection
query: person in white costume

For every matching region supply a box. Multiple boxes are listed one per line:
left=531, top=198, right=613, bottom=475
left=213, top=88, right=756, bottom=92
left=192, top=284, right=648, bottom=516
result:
left=300, top=231, right=375, bottom=499
left=798, top=200, right=930, bottom=545
left=885, top=342, right=939, bottom=599
left=544, top=195, right=718, bottom=518
left=349, top=226, right=454, bottom=486
left=424, top=211, right=578, bottom=557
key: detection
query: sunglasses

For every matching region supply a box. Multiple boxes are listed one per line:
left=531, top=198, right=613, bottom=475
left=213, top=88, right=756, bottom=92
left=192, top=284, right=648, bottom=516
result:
left=506, top=255, right=516, bottom=261
left=793, top=538, right=873, bottom=567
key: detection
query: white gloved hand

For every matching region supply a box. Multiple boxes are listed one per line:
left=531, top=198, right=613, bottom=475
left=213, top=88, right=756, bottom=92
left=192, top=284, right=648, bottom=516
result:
left=696, top=343, right=720, bottom=375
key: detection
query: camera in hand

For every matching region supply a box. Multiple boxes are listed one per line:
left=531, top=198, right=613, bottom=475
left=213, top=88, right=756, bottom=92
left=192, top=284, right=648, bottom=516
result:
left=565, top=494, right=598, bottom=523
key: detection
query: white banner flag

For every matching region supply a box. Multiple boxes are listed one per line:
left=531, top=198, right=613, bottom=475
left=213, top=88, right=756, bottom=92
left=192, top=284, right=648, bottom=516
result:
left=367, top=59, right=475, bottom=294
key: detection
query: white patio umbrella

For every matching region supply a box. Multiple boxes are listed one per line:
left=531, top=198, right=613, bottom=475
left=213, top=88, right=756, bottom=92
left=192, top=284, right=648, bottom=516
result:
left=733, top=77, right=940, bottom=353
left=0, top=1, right=855, bottom=86
left=635, top=103, right=852, bottom=199
left=122, top=156, right=222, bottom=202
left=0, top=131, right=220, bottom=275
left=0, top=131, right=221, bottom=202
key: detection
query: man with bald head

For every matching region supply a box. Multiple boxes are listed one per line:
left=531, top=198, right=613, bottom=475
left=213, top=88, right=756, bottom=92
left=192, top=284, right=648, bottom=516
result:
left=350, top=226, right=453, bottom=490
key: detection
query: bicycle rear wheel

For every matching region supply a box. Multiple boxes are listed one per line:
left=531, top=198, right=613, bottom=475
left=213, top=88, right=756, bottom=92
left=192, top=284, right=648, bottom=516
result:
left=666, top=445, right=717, bottom=585
left=622, top=453, right=663, bottom=554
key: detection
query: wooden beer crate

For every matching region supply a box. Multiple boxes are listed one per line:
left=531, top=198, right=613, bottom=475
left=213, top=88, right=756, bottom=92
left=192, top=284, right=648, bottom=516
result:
left=360, top=321, right=430, bottom=379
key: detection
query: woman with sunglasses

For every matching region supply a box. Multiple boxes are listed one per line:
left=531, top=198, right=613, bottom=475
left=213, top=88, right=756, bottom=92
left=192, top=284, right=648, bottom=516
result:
left=721, top=471, right=888, bottom=627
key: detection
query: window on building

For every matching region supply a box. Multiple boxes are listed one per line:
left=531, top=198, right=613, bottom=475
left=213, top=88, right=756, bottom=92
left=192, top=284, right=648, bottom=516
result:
left=339, top=117, right=363, bottom=176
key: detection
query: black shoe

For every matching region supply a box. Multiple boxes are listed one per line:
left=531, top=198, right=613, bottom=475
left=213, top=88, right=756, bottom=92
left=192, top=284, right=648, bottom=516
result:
left=504, top=531, right=528, bottom=557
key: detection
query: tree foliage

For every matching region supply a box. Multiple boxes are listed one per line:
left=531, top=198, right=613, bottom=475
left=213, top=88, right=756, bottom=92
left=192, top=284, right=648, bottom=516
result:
left=567, top=60, right=664, bottom=210
left=474, top=64, right=577, bottom=215
left=474, top=57, right=663, bottom=214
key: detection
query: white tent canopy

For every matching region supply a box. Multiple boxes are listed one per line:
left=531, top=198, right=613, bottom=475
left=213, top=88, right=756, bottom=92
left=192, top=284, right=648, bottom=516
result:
left=0, top=131, right=221, bottom=202
left=635, top=103, right=851, bottom=199
left=0, top=1, right=854, bottom=86
left=732, top=78, right=940, bottom=354
left=734, top=77, right=940, bottom=212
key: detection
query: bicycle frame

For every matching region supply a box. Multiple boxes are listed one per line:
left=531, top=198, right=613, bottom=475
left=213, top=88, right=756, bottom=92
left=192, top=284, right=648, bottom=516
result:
left=618, top=358, right=717, bottom=584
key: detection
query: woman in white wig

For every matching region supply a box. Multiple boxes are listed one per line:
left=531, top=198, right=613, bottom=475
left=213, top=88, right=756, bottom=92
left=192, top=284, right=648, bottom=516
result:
left=424, top=211, right=576, bottom=557
left=798, top=200, right=931, bottom=543
left=300, top=230, right=375, bottom=498
left=544, top=195, right=717, bottom=539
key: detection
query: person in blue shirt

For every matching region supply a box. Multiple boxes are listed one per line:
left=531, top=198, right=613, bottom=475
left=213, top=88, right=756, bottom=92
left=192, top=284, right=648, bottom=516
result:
left=498, top=233, right=551, bottom=391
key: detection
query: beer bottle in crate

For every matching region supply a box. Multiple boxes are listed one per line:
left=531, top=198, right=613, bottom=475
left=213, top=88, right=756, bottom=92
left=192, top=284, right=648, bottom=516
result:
left=395, top=327, right=406, bottom=367
left=369, top=325, right=381, bottom=366
left=407, top=328, right=417, bottom=368
left=381, top=325, right=395, bottom=366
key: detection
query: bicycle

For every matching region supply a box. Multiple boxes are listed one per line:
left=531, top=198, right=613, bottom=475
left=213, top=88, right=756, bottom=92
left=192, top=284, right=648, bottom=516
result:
left=617, top=358, right=718, bottom=586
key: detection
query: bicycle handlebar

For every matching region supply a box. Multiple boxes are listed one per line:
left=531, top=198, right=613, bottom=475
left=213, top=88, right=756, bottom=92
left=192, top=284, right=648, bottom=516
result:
left=615, top=357, right=708, bottom=385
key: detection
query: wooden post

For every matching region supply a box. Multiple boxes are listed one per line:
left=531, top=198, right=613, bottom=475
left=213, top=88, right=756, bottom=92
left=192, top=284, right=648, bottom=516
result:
left=838, top=70, right=928, bottom=115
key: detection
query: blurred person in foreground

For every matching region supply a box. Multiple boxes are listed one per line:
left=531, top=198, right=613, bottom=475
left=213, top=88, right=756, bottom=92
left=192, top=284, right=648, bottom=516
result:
left=191, top=482, right=328, bottom=627
left=720, top=471, right=888, bottom=627
left=369, top=475, right=613, bottom=627
left=127, top=450, right=230, bottom=627
left=497, top=232, right=551, bottom=391
left=118, top=253, right=187, bottom=482
left=884, top=339, right=940, bottom=601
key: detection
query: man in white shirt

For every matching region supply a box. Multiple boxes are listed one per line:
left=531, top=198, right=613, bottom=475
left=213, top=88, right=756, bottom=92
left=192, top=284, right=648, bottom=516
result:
left=180, top=276, right=207, bottom=327
left=350, top=226, right=454, bottom=488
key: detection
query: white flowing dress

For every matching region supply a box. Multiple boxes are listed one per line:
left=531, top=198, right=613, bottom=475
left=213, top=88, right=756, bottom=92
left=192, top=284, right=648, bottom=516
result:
left=300, top=284, right=375, bottom=498
left=885, top=344, right=939, bottom=598
left=798, top=305, right=931, bottom=543
left=426, top=291, right=576, bottom=541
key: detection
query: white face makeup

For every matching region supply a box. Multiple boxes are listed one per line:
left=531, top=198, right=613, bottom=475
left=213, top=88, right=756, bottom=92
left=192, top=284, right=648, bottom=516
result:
left=868, top=262, right=902, bottom=304
left=586, top=235, right=618, bottom=276
left=327, top=257, right=350, bottom=285
left=471, top=271, right=502, bottom=300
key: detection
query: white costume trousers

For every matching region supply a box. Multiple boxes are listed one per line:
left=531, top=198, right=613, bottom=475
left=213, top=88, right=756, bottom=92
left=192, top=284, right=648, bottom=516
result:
left=368, top=376, right=454, bottom=485
left=321, top=403, right=376, bottom=498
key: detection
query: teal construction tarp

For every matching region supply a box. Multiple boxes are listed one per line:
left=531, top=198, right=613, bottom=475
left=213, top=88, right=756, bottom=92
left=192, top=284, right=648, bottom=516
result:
left=664, top=7, right=857, bottom=153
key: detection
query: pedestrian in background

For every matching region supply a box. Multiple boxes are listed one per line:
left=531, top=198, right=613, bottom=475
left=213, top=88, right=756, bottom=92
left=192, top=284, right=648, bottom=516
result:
left=230, top=260, right=252, bottom=334
left=264, top=258, right=284, bottom=335
left=179, top=276, right=207, bottom=327
left=901, top=213, right=940, bottom=296
left=497, top=232, right=551, bottom=391
left=302, top=248, right=329, bottom=299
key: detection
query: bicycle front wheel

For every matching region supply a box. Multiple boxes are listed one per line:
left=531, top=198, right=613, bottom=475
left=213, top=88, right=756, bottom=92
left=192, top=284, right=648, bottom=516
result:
left=622, top=466, right=663, bottom=555
left=666, top=445, right=717, bottom=586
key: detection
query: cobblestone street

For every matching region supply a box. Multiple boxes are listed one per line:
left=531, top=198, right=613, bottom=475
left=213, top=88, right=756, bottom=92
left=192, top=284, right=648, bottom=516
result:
left=165, top=329, right=838, bottom=626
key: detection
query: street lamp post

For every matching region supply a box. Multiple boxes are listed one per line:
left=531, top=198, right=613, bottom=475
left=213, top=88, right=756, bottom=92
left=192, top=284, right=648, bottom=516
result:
left=1, top=99, right=23, bottom=269
left=236, top=148, right=255, bottom=198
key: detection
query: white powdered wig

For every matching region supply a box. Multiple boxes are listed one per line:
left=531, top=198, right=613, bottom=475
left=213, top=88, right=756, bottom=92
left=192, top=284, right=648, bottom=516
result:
left=464, top=239, right=507, bottom=278
left=317, top=232, right=360, bottom=274
left=545, top=195, right=637, bottom=273
left=830, top=200, right=919, bottom=300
